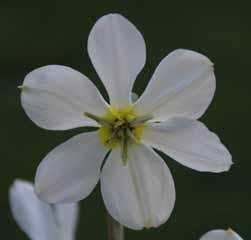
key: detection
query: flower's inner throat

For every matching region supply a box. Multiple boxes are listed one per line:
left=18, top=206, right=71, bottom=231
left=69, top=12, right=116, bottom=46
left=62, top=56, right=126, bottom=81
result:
left=84, top=106, right=152, bottom=165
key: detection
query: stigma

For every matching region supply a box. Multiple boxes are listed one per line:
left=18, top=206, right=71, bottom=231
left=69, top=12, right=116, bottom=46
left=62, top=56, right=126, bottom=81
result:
left=84, top=106, right=152, bottom=165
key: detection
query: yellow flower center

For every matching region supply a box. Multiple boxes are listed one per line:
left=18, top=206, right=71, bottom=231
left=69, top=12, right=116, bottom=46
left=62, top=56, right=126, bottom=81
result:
left=98, top=106, right=146, bottom=148
left=84, top=105, right=152, bottom=165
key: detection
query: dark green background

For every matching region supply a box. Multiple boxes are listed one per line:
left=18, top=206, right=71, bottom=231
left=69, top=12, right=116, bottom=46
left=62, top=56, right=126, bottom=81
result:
left=1, top=1, right=250, bottom=239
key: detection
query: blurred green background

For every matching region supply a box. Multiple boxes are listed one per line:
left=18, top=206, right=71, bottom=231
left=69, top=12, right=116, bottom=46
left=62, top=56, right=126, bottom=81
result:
left=1, top=1, right=250, bottom=239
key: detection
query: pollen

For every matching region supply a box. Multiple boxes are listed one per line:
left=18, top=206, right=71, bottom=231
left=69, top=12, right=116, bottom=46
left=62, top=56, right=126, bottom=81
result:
left=98, top=106, right=146, bottom=148
left=84, top=106, right=152, bottom=165
left=132, top=124, right=146, bottom=141
left=105, top=106, right=136, bottom=121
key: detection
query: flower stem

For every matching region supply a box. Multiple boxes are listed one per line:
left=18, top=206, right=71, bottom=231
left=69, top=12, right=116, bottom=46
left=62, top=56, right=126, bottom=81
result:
left=107, top=212, right=124, bottom=240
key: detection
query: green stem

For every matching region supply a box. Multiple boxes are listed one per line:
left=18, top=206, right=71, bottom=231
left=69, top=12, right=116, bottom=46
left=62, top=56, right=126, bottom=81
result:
left=107, top=212, right=124, bottom=240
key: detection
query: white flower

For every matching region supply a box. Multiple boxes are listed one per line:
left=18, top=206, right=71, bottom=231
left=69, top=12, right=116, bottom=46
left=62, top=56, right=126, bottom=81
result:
left=19, top=13, right=232, bottom=230
left=9, top=180, right=78, bottom=240
left=199, top=228, right=243, bottom=240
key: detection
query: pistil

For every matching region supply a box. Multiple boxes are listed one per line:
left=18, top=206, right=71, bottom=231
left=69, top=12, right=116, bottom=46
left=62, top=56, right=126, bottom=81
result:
left=84, top=109, right=150, bottom=166
left=121, top=130, right=128, bottom=165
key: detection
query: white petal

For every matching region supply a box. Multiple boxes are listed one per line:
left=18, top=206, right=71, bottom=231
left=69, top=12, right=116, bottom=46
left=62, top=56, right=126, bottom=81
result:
left=9, top=180, right=59, bottom=240
left=199, top=229, right=243, bottom=240
left=21, top=65, right=107, bottom=130
left=142, top=117, right=232, bottom=173
left=134, top=49, right=215, bottom=121
left=88, top=14, right=146, bottom=107
left=53, top=203, right=79, bottom=240
left=35, top=132, right=107, bottom=203
left=100, top=144, right=175, bottom=230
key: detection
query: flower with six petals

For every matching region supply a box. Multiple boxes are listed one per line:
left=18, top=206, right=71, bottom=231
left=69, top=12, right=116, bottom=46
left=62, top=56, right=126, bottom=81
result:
left=20, top=13, right=232, bottom=230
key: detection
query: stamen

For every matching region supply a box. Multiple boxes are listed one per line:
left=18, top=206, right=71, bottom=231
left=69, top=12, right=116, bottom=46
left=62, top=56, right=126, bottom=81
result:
left=129, top=114, right=153, bottom=126
left=84, top=112, right=112, bottom=128
left=105, top=131, right=118, bottom=144
left=127, top=129, right=139, bottom=144
left=97, top=106, right=148, bottom=154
